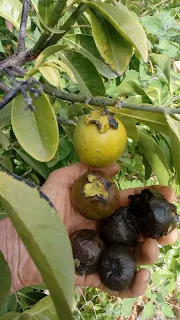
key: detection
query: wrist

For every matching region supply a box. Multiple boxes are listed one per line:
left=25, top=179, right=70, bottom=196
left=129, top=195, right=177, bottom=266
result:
left=0, top=218, right=42, bottom=293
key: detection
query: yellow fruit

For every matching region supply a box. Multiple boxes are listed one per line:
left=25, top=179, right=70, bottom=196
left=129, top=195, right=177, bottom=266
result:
left=73, top=110, right=127, bottom=167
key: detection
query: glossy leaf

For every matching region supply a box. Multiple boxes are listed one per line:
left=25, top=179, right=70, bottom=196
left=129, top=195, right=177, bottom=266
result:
left=150, top=54, right=171, bottom=82
left=65, top=34, right=117, bottom=79
left=11, top=93, right=59, bottom=162
left=142, top=302, right=155, bottom=320
left=142, top=154, right=152, bottom=180
left=0, top=158, right=13, bottom=172
left=108, top=107, right=168, bottom=133
left=38, top=0, right=55, bottom=26
left=0, top=132, right=10, bottom=150
left=60, top=50, right=105, bottom=96
left=166, top=114, right=180, bottom=186
left=34, top=45, right=67, bottom=70
left=89, top=9, right=132, bottom=76
left=31, top=0, right=65, bottom=33
left=0, top=252, right=12, bottom=309
left=118, top=116, right=139, bottom=141
left=39, top=65, right=61, bottom=87
left=0, top=312, right=19, bottom=320
left=117, top=81, right=151, bottom=103
left=19, top=296, right=58, bottom=319
left=165, top=248, right=178, bottom=270
left=0, top=102, right=12, bottom=127
left=0, top=0, right=31, bottom=30
left=15, top=148, right=49, bottom=179
left=0, top=171, right=74, bottom=320
left=138, top=130, right=169, bottom=185
left=85, top=1, right=148, bottom=61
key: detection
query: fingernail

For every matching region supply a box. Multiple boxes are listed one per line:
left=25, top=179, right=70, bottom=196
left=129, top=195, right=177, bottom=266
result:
left=145, top=272, right=151, bottom=282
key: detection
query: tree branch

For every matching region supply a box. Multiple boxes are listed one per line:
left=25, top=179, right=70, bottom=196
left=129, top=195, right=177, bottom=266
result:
left=42, top=84, right=180, bottom=114
left=1, top=80, right=179, bottom=115
left=0, top=81, right=10, bottom=92
left=43, top=4, right=87, bottom=49
left=16, top=0, right=31, bottom=53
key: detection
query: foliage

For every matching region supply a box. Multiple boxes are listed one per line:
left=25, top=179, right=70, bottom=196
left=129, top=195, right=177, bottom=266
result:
left=0, top=0, right=180, bottom=319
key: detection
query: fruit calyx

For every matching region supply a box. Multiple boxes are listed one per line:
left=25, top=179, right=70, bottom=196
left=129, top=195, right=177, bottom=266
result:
left=84, top=173, right=112, bottom=200
left=84, top=109, right=118, bottom=134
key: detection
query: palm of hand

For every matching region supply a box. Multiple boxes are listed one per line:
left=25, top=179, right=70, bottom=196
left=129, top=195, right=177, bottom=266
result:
left=41, top=162, right=178, bottom=298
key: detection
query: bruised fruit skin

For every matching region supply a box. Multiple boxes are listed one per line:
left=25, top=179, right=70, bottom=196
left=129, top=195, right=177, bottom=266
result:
left=71, top=172, right=119, bottom=220
left=100, top=206, right=138, bottom=246
left=73, top=109, right=127, bottom=167
left=129, top=188, right=177, bottom=239
left=70, top=229, right=105, bottom=276
left=99, top=245, right=136, bottom=291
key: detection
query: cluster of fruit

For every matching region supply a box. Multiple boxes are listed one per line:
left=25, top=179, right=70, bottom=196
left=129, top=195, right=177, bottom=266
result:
left=70, top=110, right=178, bottom=292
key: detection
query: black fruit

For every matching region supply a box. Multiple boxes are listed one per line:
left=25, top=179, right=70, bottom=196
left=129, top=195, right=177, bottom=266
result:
left=99, top=245, right=136, bottom=291
left=129, top=188, right=177, bottom=238
left=70, top=229, right=105, bottom=276
left=71, top=172, right=119, bottom=220
left=100, top=206, right=138, bottom=246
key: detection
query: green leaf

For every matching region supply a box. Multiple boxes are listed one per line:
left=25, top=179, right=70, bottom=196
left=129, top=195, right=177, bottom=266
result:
left=14, top=148, right=49, bottom=179
left=142, top=302, right=155, bottom=320
left=18, top=296, right=58, bottom=319
left=0, top=312, right=19, bottom=320
left=65, top=34, right=117, bottom=79
left=38, top=0, right=55, bottom=26
left=108, top=107, right=168, bottom=134
left=166, top=115, right=180, bottom=187
left=117, top=80, right=151, bottom=103
left=89, top=9, right=132, bottom=76
left=85, top=1, right=148, bottom=62
left=0, top=171, right=74, bottom=320
left=60, top=50, right=105, bottom=96
left=0, top=252, right=12, bottom=310
left=118, top=116, right=139, bottom=141
left=0, top=0, right=31, bottom=30
left=11, top=93, right=59, bottom=162
left=165, top=248, right=178, bottom=270
left=0, top=102, right=12, bottom=127
left=142, top=154, right=152, bottom=180
left=138, top=130, right=169, bottom=185
left=34, top=45, right=67, bottom=70
left=0, top=132, right=10, bottom=150
left=150, top=54, right=171, bottom=82
left=121, top=298, right=137, bottom=317
left=161, top=303, right=175, bottom=318
left=39, top=65, right=61, bottom=87
left=0, top=158, right=13, bottom=172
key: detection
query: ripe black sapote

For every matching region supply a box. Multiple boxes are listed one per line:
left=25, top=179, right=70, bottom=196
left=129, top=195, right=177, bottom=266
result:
left=129, top=188, right=177, bottom=238
left=99, top=245, right=136, bottom=291
left=100, top=206, right=138, bottom=246
left=71, top=172, right=119, bottom=220
left=70, top=229, right=105, bottom=276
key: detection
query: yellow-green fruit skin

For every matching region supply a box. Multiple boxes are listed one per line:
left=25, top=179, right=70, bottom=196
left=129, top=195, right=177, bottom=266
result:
left=73, top=116, right=127, bottom=167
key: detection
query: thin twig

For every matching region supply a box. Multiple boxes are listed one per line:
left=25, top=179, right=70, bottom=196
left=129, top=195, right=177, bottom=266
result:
left=16, top=0, right=31, bottom=53
left=0, top=85, right=21, bottom=109
left=0, top=81, right=10, bottom=92
left=57, top=117, right=77, bottom=125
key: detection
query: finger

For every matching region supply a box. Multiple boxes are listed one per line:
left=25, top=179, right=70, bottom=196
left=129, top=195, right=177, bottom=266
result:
left=157, top=228, right=179, bottom=246
left=88, top=162, right=120, bottom=177
left=119, top=186, right=176, bottom=207
left=135, top=238, right=159, bottom=265
left=105, top=268, right=150, bottom=298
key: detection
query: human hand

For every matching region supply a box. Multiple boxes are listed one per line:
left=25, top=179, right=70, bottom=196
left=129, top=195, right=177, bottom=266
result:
left=40, top=162, right=178, bottom=298
left=1, top=162, right=178, bottom=295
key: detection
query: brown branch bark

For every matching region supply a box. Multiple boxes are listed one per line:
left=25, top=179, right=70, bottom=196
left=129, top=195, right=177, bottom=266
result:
left=16, top=0, right=31, bottom=53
